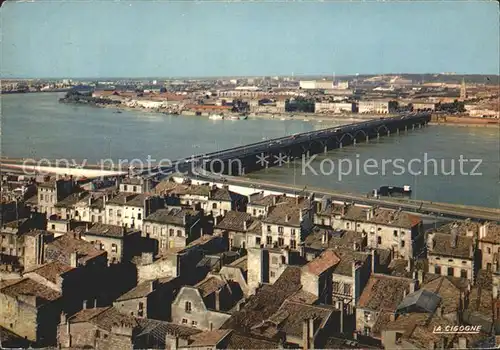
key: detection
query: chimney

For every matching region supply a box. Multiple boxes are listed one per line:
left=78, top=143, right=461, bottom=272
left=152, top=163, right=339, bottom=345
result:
left=308, top=317, right=315, bottom=340
left=70, top=252, right=78, bottom=268
left=322, top=231, right=328, bottom=245
left=299, top=209, right=303, bottom=222
left=436, top=306, right=443, bottom=317
left=341, top=203, right=347, bottom=217
left=285, top=215, right=290, bottom=223
left=215, top=289, right=221, bottom=311
left=83, top=300, right=87, bottom=310
left=299, top=243, right=305, bottom=258
left=303, top=318, right=310, bottom=350
left=450, top=225, right=458, bottom=249
left=94, top=299, right=98, bottom=308
left=243, top=220, right=247, bottom=231
left=151, top=279, right=158, bottom=292
left=60, top=312, right=67, bottom=325
left=272, top=196, right=277, bottom=206
left=390, top=313, right=397, bottom=322
left=417, top=269, right=424, bottom=285
left=410, top=280, right=416, bottom=294
left=371, top=249, right=377, bottom=274
left=479, top=223, right=488, bottom=239
left=339, top=300, right=344, bottom=333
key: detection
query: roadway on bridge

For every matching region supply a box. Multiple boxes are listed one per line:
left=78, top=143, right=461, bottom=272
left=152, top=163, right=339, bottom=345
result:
left=191, top=172, right=500, bottom=222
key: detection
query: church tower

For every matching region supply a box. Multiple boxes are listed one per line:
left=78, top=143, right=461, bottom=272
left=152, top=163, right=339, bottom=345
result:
left=460, top=78, right=467, bottom=100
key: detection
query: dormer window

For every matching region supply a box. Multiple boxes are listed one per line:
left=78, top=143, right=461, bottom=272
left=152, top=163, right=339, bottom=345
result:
left=185, top=301, right=192, bottom=313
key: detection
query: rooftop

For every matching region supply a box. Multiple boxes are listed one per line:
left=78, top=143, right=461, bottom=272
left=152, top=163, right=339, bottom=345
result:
left=221, top=266, right=302, bottom=333
left=215, top=211, right=256, bottom=232
left=45, top=233, right=106, bottom=264
left=195, top=275, right=228, bottom=298
left=186, top=329, right=231, bottom=347
left=0, top=278, right=62, bottom=305
left=344, top=207, right=421, bottom=229
left=25, top=261, right=74, bottom=284
left=480, top=222, right=500, bottom=244
left=261, top=197, right=312, bottom=227
left=145, top=207, right=200, bottom=226
left=358, top=274, right=413, bottom=312
left=428, top=232, right=474, bottom=259
left=302, top=250, right=340, bottom=276
left=116, top=280, right=156, bottom=301
left=86, top=223, right=135, bottom=238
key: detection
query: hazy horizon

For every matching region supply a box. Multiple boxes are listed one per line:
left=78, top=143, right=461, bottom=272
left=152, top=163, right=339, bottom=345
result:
left=2, top=0, right=499, bottom=79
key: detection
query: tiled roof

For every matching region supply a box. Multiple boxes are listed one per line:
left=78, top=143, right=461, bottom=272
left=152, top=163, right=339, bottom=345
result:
left=358, top=274, right=413, bottom=312
left=268, top=300, right=333, bottom=338
left=261, top=197, right=311, bottom=227
left=421, top=275, right=462, bottom=313
left=86, top=223, right=131, bottom=238
left=221, top=266, right=302, bottom=332
left=46, top=233, right=106, bottom=264
left=210, top=187, right=238, bottom=202
left=107, top=192, right=145, bottom=207
left=136, top=318, right=201, bottom=340
left=0, top=278, right=61, bottom=305
left=332, top=248, right=370, bottom=277
left=480, top=223, right=500, bottom=244
left=116, top=280, right=154, bottom=301
left=428, top=232, right=474, bottom=259
left=91, top=307, right=138, bottom=331
left=187, top=329, right=231, bottom=347
left=215, top=211, right=255, bottom=232
left=25, top=261, right=73, bottom=283
left=224, top=332, right=279, bottom=349
left=228, top=256, right=248, bottom=271
left=195, top=276, right=227, bottom=298
left=145, top=208, right=199, bottom=226
left=302, top=250, right=340, bottom=276
left=304, top=226, right=365, bottom=250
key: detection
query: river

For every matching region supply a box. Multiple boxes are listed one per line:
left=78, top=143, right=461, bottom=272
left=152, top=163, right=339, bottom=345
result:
left=2, top=92, right=499, bottom=208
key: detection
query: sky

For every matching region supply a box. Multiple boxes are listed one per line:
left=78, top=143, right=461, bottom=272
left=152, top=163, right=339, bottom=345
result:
left=1, top=0, right=499, bottom=78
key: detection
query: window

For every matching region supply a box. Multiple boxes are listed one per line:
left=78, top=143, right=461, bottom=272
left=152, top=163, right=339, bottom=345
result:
left=117, top=210, right=122, bottom=217
left=111, top=244, right=117, bottom=253
left=185, top=301, right=192, bottom=313
left=177, top=230, right=182, bottom=237
left=266, top=236, right=272, bottom=245
left=40, top=194, right=44, bottom=201
left=278, top=226, right=284, bottom=234
left=278, top=237, right=284, bottom=246
left=435, top=265, right=441, bottom=275
left=364, top=327, right=371, bottom=336
left=460, top=269, right=468, bottom=278
left=137, top=213, right=142, bottom=220
left=253, top=209, right=256, bottom=216
left=267, top=225, right=271, bottom=233
left=51, top=224, right=56, bottom=230
left=487, top=247, right=491, bottom=254
left=182, top=319, right=188, bottom=324
left=133, top=186, right=137, bottom=192
left=169, top=228, right=174, bottom=236
left=192, top=321, right=197, bottom=326
left=462, top=261, right=467, bottom=264
left=271, top=257, right=278, bottom=265
left=290, top=239, right=296, bottom=249
left=212, top=203, right=217, bottom=209
left=291, top=229, right=296, bottom=236
left=321, top=219, right=325, bottom=225
left=109, top=209, right=113, bottom=216
left=377, top=236, right=382, bottom=245
left=447, top=267, right=454, bottom=276
left=96, top=330, right=100, bottom=338
left=393, top=230, right=398, bottom=237
left=401, top=240, right=405, bottom=248
left=346, top=223, right=350, bottom=229
left=139, top=302, right=144, bottom=310
left=256, top=237, right=261, bottom=245
left=270, top=271, right=276, bottom=278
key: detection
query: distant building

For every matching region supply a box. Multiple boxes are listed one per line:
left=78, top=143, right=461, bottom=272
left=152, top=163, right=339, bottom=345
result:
left=358, top=100, right=398, bottom=114
left=315, top=102, right=355, bottom=114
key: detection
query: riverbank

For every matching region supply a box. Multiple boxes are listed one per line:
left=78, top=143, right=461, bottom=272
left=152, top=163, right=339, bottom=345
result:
left=429, top=122, right=500, bottom=128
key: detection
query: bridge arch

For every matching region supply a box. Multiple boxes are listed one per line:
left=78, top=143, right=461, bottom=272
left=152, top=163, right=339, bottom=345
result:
left=354, top=129, right=368, bottom=138
left=376, top=125, right=390, bottom=135
left=339, top=133, right=354, bottom=144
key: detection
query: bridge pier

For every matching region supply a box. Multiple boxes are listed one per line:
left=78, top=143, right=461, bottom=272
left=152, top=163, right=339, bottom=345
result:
left=353, top=139, right=357, bottom=146
left=396, top=128, right=399, bottom=135
left=377, top=133, right=380, bottom=140
left=324, top=145, right=328, bottom=154
left=339, top=142, right=343, bottom=149
left=366, top=136, right=369, bottom=143
left=405, top=125, right=408, bottom=133
left=412, top=124, right=415, bottom=130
